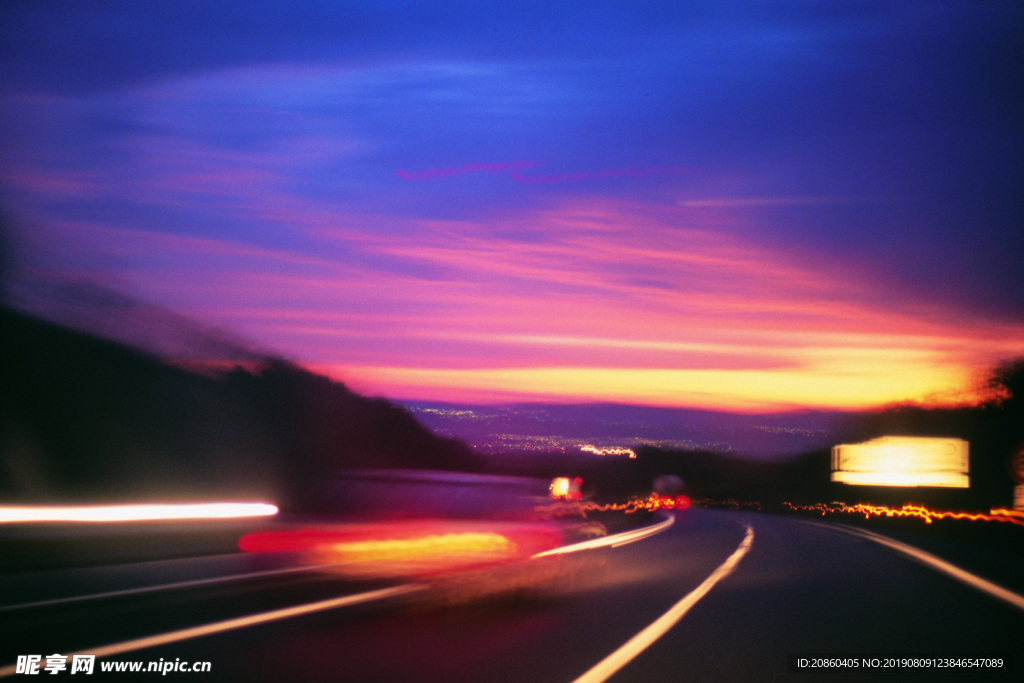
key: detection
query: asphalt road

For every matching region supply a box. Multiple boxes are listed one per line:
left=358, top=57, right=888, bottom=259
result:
left=2, top=509, right=1021, bottom=681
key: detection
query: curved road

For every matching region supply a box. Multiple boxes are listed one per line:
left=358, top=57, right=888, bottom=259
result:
left=3, top=509, right=1021, bottom=681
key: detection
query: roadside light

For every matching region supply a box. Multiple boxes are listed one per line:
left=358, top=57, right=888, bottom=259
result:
left=549, top=477, right=583, bottom=501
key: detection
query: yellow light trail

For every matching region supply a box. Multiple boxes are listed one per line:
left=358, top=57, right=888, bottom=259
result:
left=536, top=493, right=690, bottom=518
left=580, top=445, right=637, bottom=458
left=781, top=502, right=1024, bottom=528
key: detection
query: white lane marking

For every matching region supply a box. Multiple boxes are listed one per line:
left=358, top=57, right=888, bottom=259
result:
left=0, top=561, right=350, bottom=613
left=531, top=512, right=675, bottom=558
left=835, top=524, right=1024, bottom=612
left=0, top=584, right=422, bottom=679
left=572, top=523, right=755, bottom=683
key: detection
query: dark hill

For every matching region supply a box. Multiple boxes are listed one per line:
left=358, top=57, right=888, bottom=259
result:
left=1, top=307, right=477, bottom=510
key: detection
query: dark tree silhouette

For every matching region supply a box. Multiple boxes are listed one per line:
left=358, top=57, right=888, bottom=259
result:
left=988, top=358, right=1024, bottom=405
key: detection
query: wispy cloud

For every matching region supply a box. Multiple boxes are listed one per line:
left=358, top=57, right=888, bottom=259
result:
left=511, top=166, right=700, bottom=184
left=35, top=219, right=336, bottom=270
left=679, top=196, right=863, bottom=208
left=396, top=161, right=540, bottom=180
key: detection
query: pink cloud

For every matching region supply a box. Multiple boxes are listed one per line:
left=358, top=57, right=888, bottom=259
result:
left=679, top=196, right=860, bottom=208
left=3, top=168, right=105, bottom=198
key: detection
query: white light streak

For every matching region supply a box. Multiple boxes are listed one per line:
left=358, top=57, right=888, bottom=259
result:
left=0, top=502, right=279, bottom=524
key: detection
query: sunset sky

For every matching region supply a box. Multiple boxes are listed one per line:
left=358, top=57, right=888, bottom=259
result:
left=2, top=1, right=1022, bottom=412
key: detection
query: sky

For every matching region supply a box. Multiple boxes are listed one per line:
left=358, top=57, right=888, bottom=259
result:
left=1, top=1, right=1022, bottom=412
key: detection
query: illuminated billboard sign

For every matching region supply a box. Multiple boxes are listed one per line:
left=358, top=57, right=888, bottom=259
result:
left=831, top=436, right=969, bottom=488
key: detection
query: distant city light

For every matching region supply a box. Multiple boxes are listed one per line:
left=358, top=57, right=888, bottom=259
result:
left=831, top=436, right=969, bottom=488
left=0, top=502, right=279, bottom=523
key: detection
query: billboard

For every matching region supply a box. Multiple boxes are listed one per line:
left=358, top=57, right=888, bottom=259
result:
left=831, top=436, right=969, bottom=488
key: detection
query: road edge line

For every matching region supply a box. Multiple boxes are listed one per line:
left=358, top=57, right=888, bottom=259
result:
left=831, top=523, right=1024, bottom=612
left=571, top=523, right=754, bottom=683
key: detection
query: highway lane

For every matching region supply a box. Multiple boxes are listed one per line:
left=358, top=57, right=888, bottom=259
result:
left=3, top=509, right=1022, bottom=681
left=618, top=511, right=1021, bottom=681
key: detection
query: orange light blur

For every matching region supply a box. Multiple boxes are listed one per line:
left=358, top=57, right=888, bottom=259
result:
left=0, top=502, right=279, bottom=524
left=549, top=476, right=583, bottom=501
left=782, top=502, right=1024, bottom=528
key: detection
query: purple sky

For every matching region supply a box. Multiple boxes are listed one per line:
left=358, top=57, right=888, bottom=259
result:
left=2, top=1, right=1022, bottom=411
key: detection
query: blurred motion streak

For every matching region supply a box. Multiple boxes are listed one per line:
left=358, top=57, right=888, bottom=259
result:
left=782, top=502, right=1024, bottom=528
left=0, top=502, right=279, bottom=524
left=239, top=522, right=563, bottom=577
left=316, top=533, right=515, bottom=567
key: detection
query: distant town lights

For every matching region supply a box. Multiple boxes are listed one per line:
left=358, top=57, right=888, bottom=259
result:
left=580, top=445, right=637, bottom=458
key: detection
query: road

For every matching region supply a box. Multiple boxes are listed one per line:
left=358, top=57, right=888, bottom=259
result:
left=2, top=509, right=1021, bottom=681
